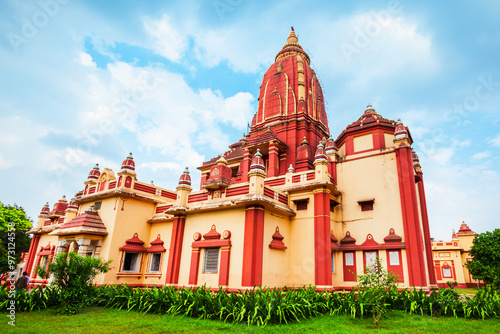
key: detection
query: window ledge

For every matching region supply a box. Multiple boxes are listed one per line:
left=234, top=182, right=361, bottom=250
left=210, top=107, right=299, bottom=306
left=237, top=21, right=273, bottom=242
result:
left=144, top=273, right=162, bottom=278
left=116, top=273, right=142, bottom=279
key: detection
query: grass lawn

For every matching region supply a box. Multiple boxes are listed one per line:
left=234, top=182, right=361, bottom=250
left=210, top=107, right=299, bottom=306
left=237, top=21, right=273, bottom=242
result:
left=1, top=307, right=499, bottom=334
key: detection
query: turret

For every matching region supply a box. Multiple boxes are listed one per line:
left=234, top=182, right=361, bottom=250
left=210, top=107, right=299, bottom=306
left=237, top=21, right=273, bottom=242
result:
left=176, top=167, right=192, bottom=206
left=248, top=149, right=266, bottom=194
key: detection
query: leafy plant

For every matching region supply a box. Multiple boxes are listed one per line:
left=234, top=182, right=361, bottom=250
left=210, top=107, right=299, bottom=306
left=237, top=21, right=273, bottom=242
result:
left=36, top=252, right=112, bottom=314
left=466, top=229, right=500, bottom=291
left=356, top=258, right=399, bottom=329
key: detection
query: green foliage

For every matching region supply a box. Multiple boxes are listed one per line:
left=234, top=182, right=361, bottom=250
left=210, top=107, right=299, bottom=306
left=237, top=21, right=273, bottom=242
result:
left=1, top=284, right=499, bottom=324
left=466, top=229, right=500, bottom=291
left=36, top=252, right=112, bottom=314
left=0, top=201, right=33, bottom=273
left=356, top=258, right=400, bottom=329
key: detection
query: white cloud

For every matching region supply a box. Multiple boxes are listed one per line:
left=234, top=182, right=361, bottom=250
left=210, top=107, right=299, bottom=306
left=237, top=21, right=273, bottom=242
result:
left=139, top=161, right=182, bottom=172
left=143, top=15, right=188, bottom=62
left=471, top=151, right=491, bottom=160
left=77, top=51, right=96, bottom=68
left=489, top=134, right=500, bottom=147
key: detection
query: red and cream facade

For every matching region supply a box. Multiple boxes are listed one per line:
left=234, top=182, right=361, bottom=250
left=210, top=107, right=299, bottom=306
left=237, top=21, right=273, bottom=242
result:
left=432, top=222, right=482, bottom=288
left=25, top=30, right=437, bottom=290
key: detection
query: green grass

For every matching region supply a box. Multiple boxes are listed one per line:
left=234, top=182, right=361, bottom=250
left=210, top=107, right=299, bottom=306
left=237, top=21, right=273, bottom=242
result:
left=2, top=307, right=499, bottom=334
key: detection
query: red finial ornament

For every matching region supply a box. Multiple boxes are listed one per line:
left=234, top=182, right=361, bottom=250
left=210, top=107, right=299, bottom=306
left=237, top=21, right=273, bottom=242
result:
left=291, top=26, right=294, bottom=31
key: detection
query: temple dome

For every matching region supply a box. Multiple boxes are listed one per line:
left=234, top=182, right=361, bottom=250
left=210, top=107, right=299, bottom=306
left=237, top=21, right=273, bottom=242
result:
left=121, top=153, right=135, bottom=171
left=251, top=28, right=329, bottom=132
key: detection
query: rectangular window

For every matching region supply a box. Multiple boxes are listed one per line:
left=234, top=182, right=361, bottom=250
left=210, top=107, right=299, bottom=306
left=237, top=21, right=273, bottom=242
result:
left=331, top=251, right=335, bottom=274
left=295, top=200, right=308, bottom=211
left=122, top=252, right=140, bottom=272
left=149, top=253, right=161, bottom=272
left=94, top=201, right=102, bottom=210
left=364, top=251, right=377, bottom=270
left=442, top=267, right=452, bottom=278
left=204, top=248, right=219, bottom=273
left=389, top=251, right=400, bottom=266
left=345, top=252, right=354, bottom=266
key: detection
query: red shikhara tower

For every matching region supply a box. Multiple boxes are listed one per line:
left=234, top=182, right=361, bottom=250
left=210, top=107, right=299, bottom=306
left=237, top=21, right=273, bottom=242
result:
left=25, top=28, right=436, bottom=290
left=199, top=28, right=330, bottom=183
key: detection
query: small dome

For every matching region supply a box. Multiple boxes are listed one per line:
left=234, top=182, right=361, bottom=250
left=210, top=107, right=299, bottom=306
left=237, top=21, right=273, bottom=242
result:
left=67, top=198, right=78, bottom=211
left=178, top=167, right=191, bottom=186
left=87, top=163, right=100, bottom=180
left=412, top=149, right=420, bottom=165
left=325, top=136, right=337, bottom=155
left=297, top=137, right=312, bottom=161
left=40, top=202, right=50, bottom=215
left=250, top=149, right=265, bottom=171
left=314, top=142, right=327, bottom=161
left=121, top=153, right=135, bottom=171
left=394, top=119, right=409, bottom=140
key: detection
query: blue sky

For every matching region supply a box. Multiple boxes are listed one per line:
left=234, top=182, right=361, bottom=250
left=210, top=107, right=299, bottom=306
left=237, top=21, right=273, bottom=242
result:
left=1, top=0, right=499, bottom=241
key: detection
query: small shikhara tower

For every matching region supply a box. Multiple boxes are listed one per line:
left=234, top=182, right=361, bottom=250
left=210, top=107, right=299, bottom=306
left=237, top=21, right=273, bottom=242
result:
left=25, top=28, right=436, bottom=290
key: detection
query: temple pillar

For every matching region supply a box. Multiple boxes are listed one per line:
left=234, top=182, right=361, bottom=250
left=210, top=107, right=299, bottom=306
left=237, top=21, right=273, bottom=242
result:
left=241, top=205, right=265, bottom=287
left=313, top=187, right=332, bottom=285
left=165, top=214, right=186, bottom=284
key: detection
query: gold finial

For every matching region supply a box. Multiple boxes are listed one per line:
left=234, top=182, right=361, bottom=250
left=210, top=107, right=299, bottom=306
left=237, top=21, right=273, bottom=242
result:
left=287, top=28, right=298, bottom=44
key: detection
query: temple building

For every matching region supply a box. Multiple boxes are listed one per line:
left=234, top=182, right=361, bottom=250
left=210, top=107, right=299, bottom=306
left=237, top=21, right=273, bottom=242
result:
left=432, top=222, right=482, bottom=288
left=24, top=29, right=437, bottom=290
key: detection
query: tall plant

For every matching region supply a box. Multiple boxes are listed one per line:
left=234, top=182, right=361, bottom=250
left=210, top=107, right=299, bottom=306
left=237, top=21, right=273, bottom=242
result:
left=356, top=258, right=399, bottom=329
left=37, top=252, right=112, bottom=314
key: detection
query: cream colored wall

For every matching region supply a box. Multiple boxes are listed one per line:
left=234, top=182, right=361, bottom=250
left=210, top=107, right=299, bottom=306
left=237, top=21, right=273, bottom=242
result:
left=384, top=133, right=395, bottom=149
left=262, top=211, right=290, bottom=287
left=95, top=197, right=155, bottom=285
left=353, top=134, right=373, bottom=152
left=288, top=191, right=316, bottom=286
left=177, top=208, right=246, bottom=289
left=336, top=152, right=403, bottom=245
left=143, top=222, right=172, bottom=285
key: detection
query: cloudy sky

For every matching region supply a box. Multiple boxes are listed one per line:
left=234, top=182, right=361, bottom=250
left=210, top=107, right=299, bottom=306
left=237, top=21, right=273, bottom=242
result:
left=1, top=0, right=499, bottom=241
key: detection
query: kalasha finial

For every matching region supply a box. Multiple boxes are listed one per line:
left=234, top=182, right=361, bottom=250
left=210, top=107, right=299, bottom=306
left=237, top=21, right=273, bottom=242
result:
left=291, top=26, right=294, bottom=32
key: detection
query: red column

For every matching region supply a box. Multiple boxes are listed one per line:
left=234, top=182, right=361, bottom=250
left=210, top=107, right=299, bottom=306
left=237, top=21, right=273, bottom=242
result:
left=239, top=149, right=252, bottom=182
left=241, top=205, right=265, bottom=287
left=188, top=247, right=200, bottom=285
left=416, top=171, right=437, bottom=285
left=25, top=234, right=40, bottom=278
left=165, top=215, right=186, bottom=284
left=314, top=188, right=332, bottom=285
left=396, top=144, right=427, bottom=286
left=31, top=255, right=41, bottom=279
left=219, top=245, right=231, bottom=286
left=268, top=141, right=279, bottom=177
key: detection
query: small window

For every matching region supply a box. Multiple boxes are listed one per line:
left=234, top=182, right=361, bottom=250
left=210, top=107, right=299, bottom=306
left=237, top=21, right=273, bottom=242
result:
left=122, top=252, right=140, bottom=272
left=442, top=267, right=452, bottom=278
left=295, top=200, right=308, bottom=211
left=149, top=253, right=161, bottom=272
left=300, top=174, right=307, bottom=182
left=330, top=200, right=338, bottom=212
left=357, top=199, right=374, bottom=211
left=389, top=251, right=400, bottom=266
left=86, top=251, right=94, bottom=257
left=204, top=248, right=219, bottom=273
left=331, top=251, right=335, bottom=274
left=364, top=251, right=377, bottom=270
left=94, top=201, right=102, bottom=210
left=345, top=252, right=354, bottom=266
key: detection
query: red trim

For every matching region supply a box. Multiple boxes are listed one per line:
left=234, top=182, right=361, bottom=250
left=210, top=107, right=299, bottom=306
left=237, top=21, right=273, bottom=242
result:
left=396, top=145, right=427, bottom=286
left=434, top=261, right=442, bottom=280
left=416, top=172, right=437, bottom=285
left=373, top=131, right=386, bottom=150
left=345, top=139, right=354, bottom=155
left=386, top=249, right=404, bottom=282
left=165, top=215, right=186, bottom=284
left=133, top=183, right=156, bottom=194
left=241, top=205, right=265, bottom=286
left=188, top=248, right=200, bottom=285
left=219, top=246, right=231, bottom=286
left=343, top=251, right=356, bottom=282
left=314, top=190, right=332, bottom=285
left=226, top=185, right=250, bottom=197
left=268, top=142, right=279, bottom=177
left=264, top=178, right=286, bottom=186
left=188, top=192, right=209, bottom=203
left=24, top=235, right=40, bottom=278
